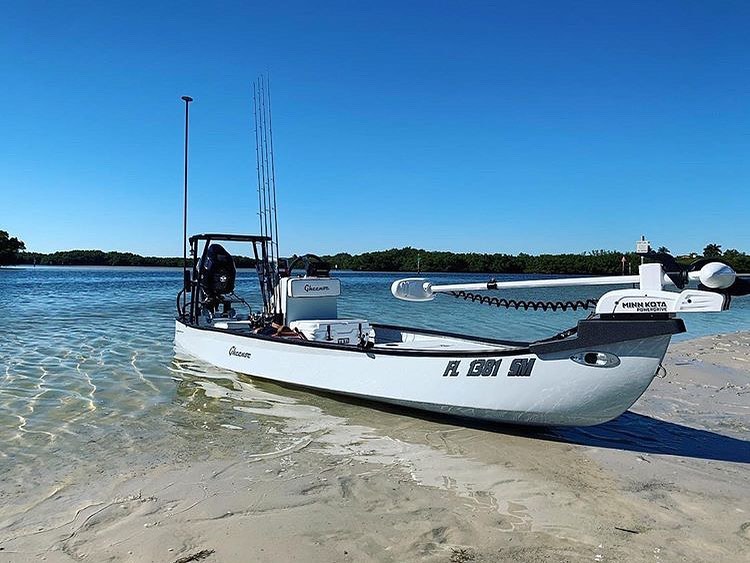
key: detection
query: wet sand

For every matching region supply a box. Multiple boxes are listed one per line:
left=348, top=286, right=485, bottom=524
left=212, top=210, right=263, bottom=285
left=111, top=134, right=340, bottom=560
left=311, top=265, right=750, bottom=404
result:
left=1, top=333, right=748, bottom=563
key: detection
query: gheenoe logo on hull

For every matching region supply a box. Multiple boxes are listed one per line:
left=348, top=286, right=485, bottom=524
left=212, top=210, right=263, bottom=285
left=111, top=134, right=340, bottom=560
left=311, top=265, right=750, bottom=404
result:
left=228, top=346, right=252, bottom=358
left=620, top=300, right=668, bottom=313
left=304, top=284, right=330, bottom=292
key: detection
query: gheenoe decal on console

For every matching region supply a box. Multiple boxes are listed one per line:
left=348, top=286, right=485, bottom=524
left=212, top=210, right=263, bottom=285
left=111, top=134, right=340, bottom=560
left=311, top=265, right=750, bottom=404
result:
left=304, top=283, right=330, bottom=293
left=288, top=278, right=341, bottom=298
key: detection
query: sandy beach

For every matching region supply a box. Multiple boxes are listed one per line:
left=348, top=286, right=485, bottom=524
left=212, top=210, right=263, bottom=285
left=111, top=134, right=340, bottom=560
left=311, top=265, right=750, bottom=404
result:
left=1, top=332, right=748, bottom=563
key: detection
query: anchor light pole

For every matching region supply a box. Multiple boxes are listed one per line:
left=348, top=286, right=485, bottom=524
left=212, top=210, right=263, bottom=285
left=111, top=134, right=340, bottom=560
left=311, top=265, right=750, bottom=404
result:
left=181, top=95, right=193, bottom=317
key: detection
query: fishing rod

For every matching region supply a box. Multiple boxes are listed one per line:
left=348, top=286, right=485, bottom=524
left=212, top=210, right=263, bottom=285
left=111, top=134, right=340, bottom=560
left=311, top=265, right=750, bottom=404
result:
left=180, top=95, right=193, bottom=317
left=252, top=82, right=272, bottom=314
left=266, top=74, right=280, bottom=264
left=252, top=83, right=266, bottom=240
left=259, top=76, right=275, bottom=264
left=252, top=80, right=271, bottom=313
left=263, top=74, right=283, bottom=316
left=256, top=82, right=269, bottom=241
left=252, top=74, right=283, bottom=316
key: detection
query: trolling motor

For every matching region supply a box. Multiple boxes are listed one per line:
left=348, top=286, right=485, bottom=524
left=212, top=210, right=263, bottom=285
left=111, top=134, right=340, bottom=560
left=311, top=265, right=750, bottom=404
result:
left=391, top=239, right=749, bottom=315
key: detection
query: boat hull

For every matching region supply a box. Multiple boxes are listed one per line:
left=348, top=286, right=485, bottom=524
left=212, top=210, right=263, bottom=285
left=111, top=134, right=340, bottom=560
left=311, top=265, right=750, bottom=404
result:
left=175, top=321, right=670, bottom=426
left=174, top=320, right=671, bottom=426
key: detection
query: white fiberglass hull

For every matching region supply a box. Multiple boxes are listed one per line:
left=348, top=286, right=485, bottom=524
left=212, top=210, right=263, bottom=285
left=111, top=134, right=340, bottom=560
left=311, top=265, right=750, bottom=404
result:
left=175, top=320, right=672, bottom=426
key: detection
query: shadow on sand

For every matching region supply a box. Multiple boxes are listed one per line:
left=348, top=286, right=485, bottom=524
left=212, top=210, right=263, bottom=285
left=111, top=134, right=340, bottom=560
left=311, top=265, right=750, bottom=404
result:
left=327, top=392, right=750, bottom=464
left=537, top=411, right=750, bottom=464
left=330, top=389, right=750, bottom=464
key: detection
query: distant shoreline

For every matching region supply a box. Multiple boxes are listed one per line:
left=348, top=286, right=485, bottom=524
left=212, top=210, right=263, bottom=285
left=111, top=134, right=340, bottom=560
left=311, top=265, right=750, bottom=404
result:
left=1, top=265, right=600, bottom=276
left=16, top=247, right=750, bottom=275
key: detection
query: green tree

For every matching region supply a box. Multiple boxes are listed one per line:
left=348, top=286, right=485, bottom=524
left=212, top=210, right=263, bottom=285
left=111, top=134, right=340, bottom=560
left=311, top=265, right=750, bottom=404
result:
left=703, top=243, right=723, bottom=258
left=721, top=249, right=750, bottom=272
left=657, top=246, right=670, bottom=254
left=0, top=230, right=26, bottom=266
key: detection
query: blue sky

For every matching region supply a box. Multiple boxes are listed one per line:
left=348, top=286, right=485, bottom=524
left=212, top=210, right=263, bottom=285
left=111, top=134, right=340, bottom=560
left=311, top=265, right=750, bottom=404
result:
left=2, top=1, right=748, bottom=257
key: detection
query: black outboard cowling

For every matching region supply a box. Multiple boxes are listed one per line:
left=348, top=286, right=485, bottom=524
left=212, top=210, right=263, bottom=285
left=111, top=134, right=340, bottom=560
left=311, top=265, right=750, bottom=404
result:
left=199, top=244, right=236, bottom=297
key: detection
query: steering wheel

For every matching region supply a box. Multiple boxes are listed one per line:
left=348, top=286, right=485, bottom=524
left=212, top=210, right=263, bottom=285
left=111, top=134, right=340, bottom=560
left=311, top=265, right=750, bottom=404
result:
left=287, top=254, right=330, bottom=277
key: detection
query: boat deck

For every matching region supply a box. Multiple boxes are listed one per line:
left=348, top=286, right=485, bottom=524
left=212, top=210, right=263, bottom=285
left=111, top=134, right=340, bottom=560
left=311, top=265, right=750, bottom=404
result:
left=372, top=325, right=525, bottom=352
left=208, top=319, right=528, bottom=354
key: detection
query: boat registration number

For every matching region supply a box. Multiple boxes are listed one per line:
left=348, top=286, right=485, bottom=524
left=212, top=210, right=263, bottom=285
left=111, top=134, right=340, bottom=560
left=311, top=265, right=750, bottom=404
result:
left=442, top=358, right=535, bottom=378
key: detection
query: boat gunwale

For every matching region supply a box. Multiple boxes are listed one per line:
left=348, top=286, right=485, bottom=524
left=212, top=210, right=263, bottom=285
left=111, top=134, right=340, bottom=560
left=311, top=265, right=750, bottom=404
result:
left=175, top=319, right=533, bottom=357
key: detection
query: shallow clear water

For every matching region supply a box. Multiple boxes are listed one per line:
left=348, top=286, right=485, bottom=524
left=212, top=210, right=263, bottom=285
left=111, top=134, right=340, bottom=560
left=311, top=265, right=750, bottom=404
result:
left=1, top=266, right=747, bottom=479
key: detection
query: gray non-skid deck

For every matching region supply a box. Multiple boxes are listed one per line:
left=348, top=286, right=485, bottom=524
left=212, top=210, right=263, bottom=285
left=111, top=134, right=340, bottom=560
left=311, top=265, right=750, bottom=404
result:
left=209, top=319, right=525, bottom=353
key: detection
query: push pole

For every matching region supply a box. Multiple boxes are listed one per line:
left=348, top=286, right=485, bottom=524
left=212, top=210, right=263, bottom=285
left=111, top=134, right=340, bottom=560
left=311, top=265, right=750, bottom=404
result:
left=181, top=95, right=193, bottom=319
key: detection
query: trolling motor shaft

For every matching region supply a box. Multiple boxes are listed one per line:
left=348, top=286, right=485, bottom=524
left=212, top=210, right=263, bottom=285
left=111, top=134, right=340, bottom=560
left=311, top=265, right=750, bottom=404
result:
left=391, top=261, right=745, bottom=315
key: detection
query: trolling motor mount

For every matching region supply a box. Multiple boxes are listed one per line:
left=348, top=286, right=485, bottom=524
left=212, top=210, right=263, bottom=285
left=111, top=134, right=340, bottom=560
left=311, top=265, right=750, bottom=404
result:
left=641, top=250, right=689, bottom=289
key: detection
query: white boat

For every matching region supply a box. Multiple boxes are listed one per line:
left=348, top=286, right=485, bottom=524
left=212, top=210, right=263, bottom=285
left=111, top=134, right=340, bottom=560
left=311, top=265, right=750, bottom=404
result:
left=173, top=88, right=748, bottom=427
left=174, top=235, right=749, bottom=426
